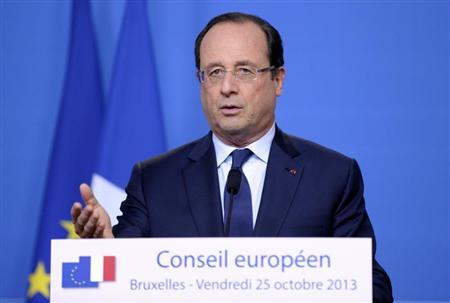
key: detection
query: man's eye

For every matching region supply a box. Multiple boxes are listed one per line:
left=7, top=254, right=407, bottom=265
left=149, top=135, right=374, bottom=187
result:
left=208, top=69, right=225, bottom=77
left=237, top=67, right=254, bottom=75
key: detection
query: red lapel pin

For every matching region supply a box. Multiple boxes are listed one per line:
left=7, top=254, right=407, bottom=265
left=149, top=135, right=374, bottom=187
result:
left=287, top=168, right=297, bottom=175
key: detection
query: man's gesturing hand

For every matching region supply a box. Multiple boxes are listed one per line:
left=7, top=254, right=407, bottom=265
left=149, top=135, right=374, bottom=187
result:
left=71, top=183, right=114, bottom=238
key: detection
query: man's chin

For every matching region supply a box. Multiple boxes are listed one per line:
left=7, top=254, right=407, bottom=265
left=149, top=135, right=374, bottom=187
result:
left=219, top=125, right=247, bottom=137
left=213, top=125, right=254, bottom=146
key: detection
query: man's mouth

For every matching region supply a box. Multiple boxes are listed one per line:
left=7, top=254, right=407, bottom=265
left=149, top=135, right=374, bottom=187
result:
left=220, top=105, right=242, bottom=116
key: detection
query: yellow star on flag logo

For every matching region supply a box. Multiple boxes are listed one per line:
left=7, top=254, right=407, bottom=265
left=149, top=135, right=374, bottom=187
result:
left=60, top=220, right=79, bottom=239
left=28, top=261, right=50, bottom=299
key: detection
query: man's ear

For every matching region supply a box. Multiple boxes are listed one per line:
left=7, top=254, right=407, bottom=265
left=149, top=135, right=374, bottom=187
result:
left=274, top=67, right=286, bottom=97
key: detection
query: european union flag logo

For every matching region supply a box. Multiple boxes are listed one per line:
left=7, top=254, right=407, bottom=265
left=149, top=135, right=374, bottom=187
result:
left=62, top=257, right=98, bottom=288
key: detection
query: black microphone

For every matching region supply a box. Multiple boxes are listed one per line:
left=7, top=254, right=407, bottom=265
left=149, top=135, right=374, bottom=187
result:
left=226, top=168, right=242, bottom=194
left=224, top=168, right=241, bottom=236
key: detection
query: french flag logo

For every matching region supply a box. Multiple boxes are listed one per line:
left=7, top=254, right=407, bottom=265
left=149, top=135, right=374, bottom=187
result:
left=62, top=256, right=116, bottom=288
left=91, top=256, right=116, bottom=282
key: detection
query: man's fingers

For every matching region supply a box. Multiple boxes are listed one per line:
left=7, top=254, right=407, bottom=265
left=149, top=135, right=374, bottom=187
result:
left=71, top=202, right=82, bottom=224
left=74, top=205, right=93, bottom=236
left=93, top=224, right=105, bottom=238
left=79, top=183, right=98, bottom=206
left=72, top=189, right=113, bottom=238
left=81, top=211, right=99, bottom=238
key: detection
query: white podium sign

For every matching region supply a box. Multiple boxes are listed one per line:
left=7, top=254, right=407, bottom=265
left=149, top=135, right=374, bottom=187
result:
left=51, top=238, right=372, bottom=303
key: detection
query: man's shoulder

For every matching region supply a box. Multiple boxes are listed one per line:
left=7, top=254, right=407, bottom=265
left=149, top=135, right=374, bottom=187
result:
left=137, top=133, right=211, bottom=172
left=280, top=130, right=352, bottom=160
left=286, top=135, right=357, bottom=180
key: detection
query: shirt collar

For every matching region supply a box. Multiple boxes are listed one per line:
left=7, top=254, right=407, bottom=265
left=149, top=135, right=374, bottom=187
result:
left=213, top=123, right=276, bottom=167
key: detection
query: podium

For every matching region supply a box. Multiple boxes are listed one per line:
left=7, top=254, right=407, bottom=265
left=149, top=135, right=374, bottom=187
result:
left=51, top=238, right=372, bottom=302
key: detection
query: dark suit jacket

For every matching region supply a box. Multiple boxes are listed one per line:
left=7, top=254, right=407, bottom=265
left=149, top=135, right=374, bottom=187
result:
left=113, top=127, right=393, bottom=302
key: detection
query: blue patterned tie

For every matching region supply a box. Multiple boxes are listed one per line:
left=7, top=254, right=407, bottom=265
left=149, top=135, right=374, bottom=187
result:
left=224, top=149, right=253, bottom=236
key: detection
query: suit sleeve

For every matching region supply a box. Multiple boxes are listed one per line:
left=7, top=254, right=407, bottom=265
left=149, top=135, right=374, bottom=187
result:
left=333, top=159, right=393, bottom=303
left=112, top=162, right=151, bottom=237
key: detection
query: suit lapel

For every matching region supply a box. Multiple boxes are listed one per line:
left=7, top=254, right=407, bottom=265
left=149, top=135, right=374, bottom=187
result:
left=182, top=133, right=224, bottom=236
left=253, top=128, right=304, bottom=236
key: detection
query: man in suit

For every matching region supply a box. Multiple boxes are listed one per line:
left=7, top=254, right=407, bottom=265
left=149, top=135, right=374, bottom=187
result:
left=71, top=12, right=393, bottom=302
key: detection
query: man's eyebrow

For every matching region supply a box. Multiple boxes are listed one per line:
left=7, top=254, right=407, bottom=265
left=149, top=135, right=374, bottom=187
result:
left=203, top=62, right=224, bottom=70
left=235, top=60, right=257, bottom=67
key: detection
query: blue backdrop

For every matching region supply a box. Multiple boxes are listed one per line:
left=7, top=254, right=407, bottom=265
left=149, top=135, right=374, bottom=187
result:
left=1, top=1, right=449, bottom=302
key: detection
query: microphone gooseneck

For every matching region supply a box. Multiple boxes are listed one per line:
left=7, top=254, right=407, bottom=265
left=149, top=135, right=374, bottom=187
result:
left=224, top=168, right=242, bottom=236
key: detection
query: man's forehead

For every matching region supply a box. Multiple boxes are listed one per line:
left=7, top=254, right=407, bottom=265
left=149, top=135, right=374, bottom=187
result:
left=199, top=21, right=269, bottom=67
left=201, top=21, right=266, bottom=46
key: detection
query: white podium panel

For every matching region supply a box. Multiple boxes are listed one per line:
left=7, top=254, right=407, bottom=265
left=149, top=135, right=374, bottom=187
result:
left=51, top=238, right=372, bottom=303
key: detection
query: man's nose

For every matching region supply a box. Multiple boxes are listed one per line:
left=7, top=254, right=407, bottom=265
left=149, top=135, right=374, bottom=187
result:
left=220, top=71, right=238, bottom=96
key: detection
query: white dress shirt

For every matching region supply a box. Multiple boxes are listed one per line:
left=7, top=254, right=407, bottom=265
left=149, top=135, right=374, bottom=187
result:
left=212, top=123, right=275, bottom=227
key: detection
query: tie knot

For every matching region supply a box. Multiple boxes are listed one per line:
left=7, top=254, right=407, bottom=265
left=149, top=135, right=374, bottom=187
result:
left=231, top=148, right=253, bottom=169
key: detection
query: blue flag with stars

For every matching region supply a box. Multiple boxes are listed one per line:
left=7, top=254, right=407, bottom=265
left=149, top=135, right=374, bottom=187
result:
left=27, top=0, right=103, bottom=301
left=91, top=0, right=166, bottom=223
left=62, top=257, right=98, bottom=288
